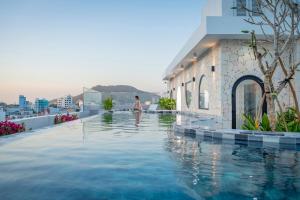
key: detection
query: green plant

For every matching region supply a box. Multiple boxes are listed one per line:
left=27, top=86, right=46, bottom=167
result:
left=260, top=113, right=272, bottom=131
left=242, top=113, right=271, bottom=131
left=102, top=113, right=113, bottom=124
left=242, top=114, right=259, bottom=130
left=103, top=97, right=113, bottom=111
left=158, top=98, right=176, bottom=110
left=158, top=114, right=176, bottom=126
left=242, top=108, right=300, bottom=132
left=276, top=108, right=300, bottom=132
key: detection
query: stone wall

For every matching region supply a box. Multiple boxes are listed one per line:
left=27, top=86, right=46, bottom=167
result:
left=168, top=43, right=222, bottom=116
left=220, top=39, right=293, bottom=128
left=168, top=39, right=295, bottom=129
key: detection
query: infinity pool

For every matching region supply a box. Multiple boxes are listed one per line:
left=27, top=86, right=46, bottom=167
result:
left=0, top=112, right=299, bottom=200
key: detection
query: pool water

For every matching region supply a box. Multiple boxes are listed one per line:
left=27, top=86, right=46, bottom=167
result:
left=0, top=112, right=299, bottom=200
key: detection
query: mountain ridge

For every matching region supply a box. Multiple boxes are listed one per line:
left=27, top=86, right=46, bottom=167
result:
left=51, top=85, right=160, bottom=109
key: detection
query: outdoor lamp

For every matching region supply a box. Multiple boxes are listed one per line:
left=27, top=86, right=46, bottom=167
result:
left=211, top=65, right=215, bottom=72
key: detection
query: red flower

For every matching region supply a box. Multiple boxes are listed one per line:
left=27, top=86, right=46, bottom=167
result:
left=0, top=121, right=25, bottom=136
left=54, top=114, right=78, bottom=124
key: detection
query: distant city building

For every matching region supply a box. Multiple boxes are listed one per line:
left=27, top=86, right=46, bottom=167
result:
left=27, top=101, right=34, bottom=110
left=19, top=95, right=27, bottom=109
left=6, top=106, right=20, bottom=116
left=35, top=98, right=49, bottom=113
left=49, top=107, right=60, bottom=115
left=0, top=107, right=5, bottom=121
left=57, top=95, right=73, bottom=108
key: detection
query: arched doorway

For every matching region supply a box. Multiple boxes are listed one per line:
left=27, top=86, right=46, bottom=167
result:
left=176, top=86, right=182, bottom=111
left=232, top=75, right=267, bottom=129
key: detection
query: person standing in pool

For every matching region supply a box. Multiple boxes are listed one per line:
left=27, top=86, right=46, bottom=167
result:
left=133, top=96, right=142, bottom=126
left=133, top=96, right=142, bottom=111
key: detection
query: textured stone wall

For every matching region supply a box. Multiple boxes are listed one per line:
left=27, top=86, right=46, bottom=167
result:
left=220, top=39, right=292, bottom=128
left=168, top=43, right=222, bottom=116
left=168, top=39, right=294, bottom=129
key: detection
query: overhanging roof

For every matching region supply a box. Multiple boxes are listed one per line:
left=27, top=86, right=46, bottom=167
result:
left=163, top=16, right=268, bottom=80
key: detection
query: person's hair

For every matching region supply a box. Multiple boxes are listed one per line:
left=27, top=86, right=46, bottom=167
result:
left=135, top=96, right=139, bottom=100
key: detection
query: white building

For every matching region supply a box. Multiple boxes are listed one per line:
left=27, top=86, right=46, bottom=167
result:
left=163, top=0, right=300, bottom=129
left=57, top=95, right=73, bottom=109
left=49, top=107, right=60, bottom=115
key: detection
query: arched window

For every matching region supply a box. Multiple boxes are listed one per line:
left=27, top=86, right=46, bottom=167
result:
left=185, top=81, right=193, bottom=108
left=170, top=90, right=173, bottom=99
left=198, top=75, right=209, bottom=109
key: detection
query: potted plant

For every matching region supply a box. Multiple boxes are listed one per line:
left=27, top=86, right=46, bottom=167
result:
left=158, top=98, right=176, bottom=110
left=103, top=97, right=114, bottom=113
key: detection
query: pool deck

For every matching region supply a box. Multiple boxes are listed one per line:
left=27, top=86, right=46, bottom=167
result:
left=174, top=123, right=300, bottom=148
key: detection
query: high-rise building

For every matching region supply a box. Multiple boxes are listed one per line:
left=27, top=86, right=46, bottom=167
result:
left=19, top=95, right=27, bottom=109
left=57, top=95, right=73, bottom=108
left=35, top=98, right=49, bottom=113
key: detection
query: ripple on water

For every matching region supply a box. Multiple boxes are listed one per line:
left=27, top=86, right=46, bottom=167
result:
left=0, top=112, right=299, bottom=200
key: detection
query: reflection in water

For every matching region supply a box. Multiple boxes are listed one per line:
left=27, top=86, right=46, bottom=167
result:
left=102, top=113, right=113, bottom=124
left=134, top=111, right=142, bottom=127
left=0, top=112, right=299, bottom=200
left=165, top=130, right=300, bottom=199
left=176, top=114, right=182, bottom=125
left=158, top=114, right=176, bottom=126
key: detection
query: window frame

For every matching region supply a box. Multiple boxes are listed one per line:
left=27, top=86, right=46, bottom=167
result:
left=198, top=75, right=209, bottom=110
left=185, top=80, right=193, bottom=108
left=251, top=0, right=260, bottom=16
left=236, top=0, right=247, bottom=16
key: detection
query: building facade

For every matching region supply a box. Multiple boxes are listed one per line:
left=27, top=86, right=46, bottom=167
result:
left=0, top=107, right=5, bottom=121
left=163, top=0, right=300, bottom=129
left=35, top=98, right=49, bottom=114
left=19, top=95, right=27, bottom=109
left=57, top=95, right=73, bottom=109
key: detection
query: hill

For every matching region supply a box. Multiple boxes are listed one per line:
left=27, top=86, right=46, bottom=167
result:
left=53, top=85, right=160, bottom=110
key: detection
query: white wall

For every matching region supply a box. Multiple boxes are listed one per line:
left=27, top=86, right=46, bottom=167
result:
left=0, top=111, right=5, bottom=122
left=12, top=111, right=91, bottom=131
left=168, top=43, right=222, bottom=116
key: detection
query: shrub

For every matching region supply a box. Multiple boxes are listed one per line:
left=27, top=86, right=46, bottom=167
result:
left=158, top=98, right=176, bottom=110
left=103, top=97, right=113, bottom=111
left=0, top=121, right=25, bottom=136
left=54, top=114, right=78, bottom=124
left=242, top=107, right=300, bottom=132
left=276, top=108, right=300, bottom=132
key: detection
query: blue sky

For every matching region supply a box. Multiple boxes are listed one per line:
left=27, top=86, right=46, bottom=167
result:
left=0, top=0, right=205, bottom=103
